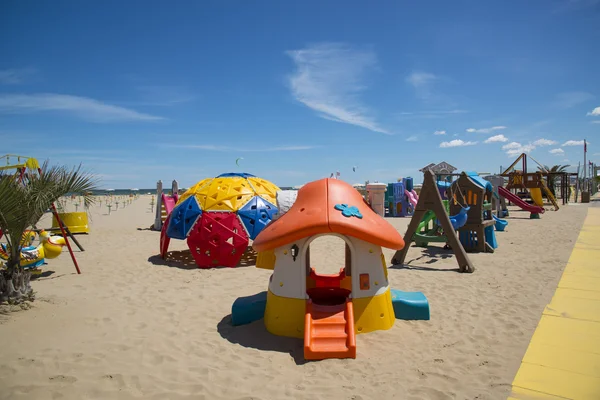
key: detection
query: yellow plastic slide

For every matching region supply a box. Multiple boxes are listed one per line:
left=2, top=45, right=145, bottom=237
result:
left=530, top=186, right=560, bottom=211
left=529, top=188, right=544, bottom=207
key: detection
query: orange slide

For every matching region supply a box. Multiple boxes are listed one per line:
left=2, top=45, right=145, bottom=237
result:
left=304, top=295, right=356, bottom=360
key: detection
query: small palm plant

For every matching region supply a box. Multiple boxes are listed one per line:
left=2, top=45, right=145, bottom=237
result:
left=538, top=164, right=570, bottom=198
left=0, top=162, right=98, bottom=304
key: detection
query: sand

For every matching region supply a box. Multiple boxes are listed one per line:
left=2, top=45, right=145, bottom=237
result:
left=0, top=194, right=590, bottom=400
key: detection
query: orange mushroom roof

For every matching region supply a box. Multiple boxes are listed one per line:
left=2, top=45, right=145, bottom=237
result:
left=252, top=178, right=405, bottom=252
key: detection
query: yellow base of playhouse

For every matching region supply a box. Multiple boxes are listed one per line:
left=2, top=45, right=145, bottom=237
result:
left=52, top=212, right=89, bottom=234
left=264, top=287, right=395, bottom=339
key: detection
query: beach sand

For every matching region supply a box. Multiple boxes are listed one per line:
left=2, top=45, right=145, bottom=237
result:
left=0, top=195, right=590, bottom=400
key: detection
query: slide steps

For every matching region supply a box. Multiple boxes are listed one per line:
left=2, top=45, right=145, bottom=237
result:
left=304, top=301, right=356, bottom=360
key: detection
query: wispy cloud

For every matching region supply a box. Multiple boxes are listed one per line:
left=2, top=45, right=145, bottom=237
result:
left=406, top=135, right=418, bottom=142
left=165, top=144, right=317, bottom=152
left=592, top=120, right=600, bottom=124
left=587, top=106, right=600, bottom=116
left=132, top=85, right=196, bottom=106
left=562, top=140, right=585, bottom=146
left=466, top=126, right=507, bottom=134
left=439, top=139, right=477, bottom=148
left=286, top=43, right=389, bottom=134
left=484, top=134, right=508, bottom=143
left=398, top=109, right=467, bottom=119
left=405, top=71, right=443, bottom=104
left=405, top=71, right=460, bottom=109
left=0, top=67, right=37, bottom=84
left=533, top=138, right=557, bottom=146
left=433, top=130, right=446, bottom=135
left=0, top=93, right=164, bottom=122
left=549, top=148, right=565, bottom=155
left=552, top=91, right=595, bottom=109
left=406, top=72, right=437, bottom=93
left=553, top=0, right=600, bottom=13
left=502, top=141, right=535, bottom=156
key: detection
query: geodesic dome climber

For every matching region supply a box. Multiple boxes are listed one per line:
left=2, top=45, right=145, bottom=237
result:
left=159, top=173, right=280, bottom=268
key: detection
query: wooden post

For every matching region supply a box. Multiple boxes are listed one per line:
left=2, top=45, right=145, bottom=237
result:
left=391, top=169, right=474, bottom=273
left=154, top=180, right=163, bottom=230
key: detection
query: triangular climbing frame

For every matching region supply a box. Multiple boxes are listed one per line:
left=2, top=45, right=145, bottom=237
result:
left=391, top=169, right=474, bottom=273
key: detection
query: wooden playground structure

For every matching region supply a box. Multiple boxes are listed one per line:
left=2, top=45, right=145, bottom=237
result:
left=449, top=172, right=496, bottom=253
left=0, top=154, right=83, bottom=274
left=501, top=153, right=562, bottom=210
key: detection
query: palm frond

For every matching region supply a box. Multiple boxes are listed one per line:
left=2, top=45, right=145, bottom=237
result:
left=0, top=161, right=99, bottom=272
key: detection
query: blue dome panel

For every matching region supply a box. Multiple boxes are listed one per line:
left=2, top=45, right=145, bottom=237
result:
left=237, top=196, right=278, bottom=239
left=166, top=196, right=203, bottom=240
left=216, top=172, right=256, bottom=178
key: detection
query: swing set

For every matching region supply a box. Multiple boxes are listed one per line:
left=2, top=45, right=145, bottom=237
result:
left=392, top=169, right=475, bottom=273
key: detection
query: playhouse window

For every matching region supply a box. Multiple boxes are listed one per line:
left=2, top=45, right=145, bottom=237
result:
left=304, top=235, right=352, bottom=277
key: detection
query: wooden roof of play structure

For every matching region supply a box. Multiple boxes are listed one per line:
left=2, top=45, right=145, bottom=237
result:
left=252, top=178, right=405, bottom=252
left=419, top=161, right=457, bottom=174
left=501, top=153, right=548, bottom=176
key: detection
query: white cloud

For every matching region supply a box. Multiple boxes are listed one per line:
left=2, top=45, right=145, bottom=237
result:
left=587, top=106, right=600, bottom=116
left=533, top=138, right=557, bottom=146
left=166, top=144, right=317, bottom=152
left=406, top=135, right=418, bottom=142
left=484, top=134, right=508, bottom=143
left=406, top=72, right=437, bottom=88
left=502, top=142, right=522, bottom=150
left=591, top=120, right=600, bottom=124
left=502, top=141, right=535, bottom=156
left=0, top=93, right=163, bottom=122
left=400, top=110, right=467, bottom=117
left=439, top=139, right=477, bottom=148
left=286, top=43, right=389, bottom=134
left=466, top=126, right=507, bottom=134
left=405, top=71, right=443, bottom=104
left=0, top=67, right=37, bottom=84
left=553, top=91, right=595, bottom=109
left=133, top=85, right=196, bottom=106
left=562, top=140, right=585, bottom=146
left=433, top=130, right=446, bottom=135
left=549, top=148, right=565, bottom=155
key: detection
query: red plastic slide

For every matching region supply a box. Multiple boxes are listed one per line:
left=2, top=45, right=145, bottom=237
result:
left=498, top=186, right=544, bottom=214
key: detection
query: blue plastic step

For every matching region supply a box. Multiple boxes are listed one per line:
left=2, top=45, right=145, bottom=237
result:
left=391, top=289, right=430, bottom=320
left=231, top=291, right=267, bottom=326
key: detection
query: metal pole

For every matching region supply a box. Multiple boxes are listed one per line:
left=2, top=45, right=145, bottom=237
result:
left=583, top=139, right=587, bottom=191
left=50, top=203, right=81, bottom=274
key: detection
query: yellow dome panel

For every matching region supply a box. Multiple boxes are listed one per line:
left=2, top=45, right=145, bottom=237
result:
left=247, top=177, right=279, bottom=205
left=177, top=174, right=281, bottom=212
left=177, top=178, right=213, bottom=205
left=201, top=177, right=257, bottom=211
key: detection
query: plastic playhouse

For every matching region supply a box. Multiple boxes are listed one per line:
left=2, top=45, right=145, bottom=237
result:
left=159, top=173, right=280, bottom=268
left=449, top=171, right=503, bottom=253
left=231, top=178, right=430, bottom=361
left=386, top=177, right=419, bottom=217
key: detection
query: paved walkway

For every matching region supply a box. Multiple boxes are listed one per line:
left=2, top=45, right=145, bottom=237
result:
left=508, top=200, right=600, bottom=399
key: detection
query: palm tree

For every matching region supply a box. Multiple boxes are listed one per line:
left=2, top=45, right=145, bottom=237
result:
left=538, top=164, right=570, bottom=198
left=0, top=162, right=98, bottom=304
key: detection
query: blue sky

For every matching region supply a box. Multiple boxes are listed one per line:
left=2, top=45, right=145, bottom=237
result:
left=1, top=0, right=599, bottom=189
